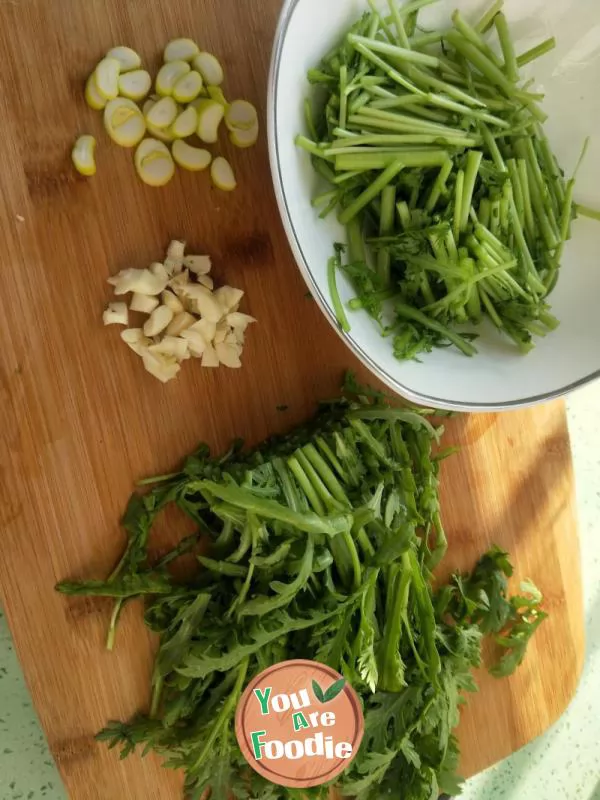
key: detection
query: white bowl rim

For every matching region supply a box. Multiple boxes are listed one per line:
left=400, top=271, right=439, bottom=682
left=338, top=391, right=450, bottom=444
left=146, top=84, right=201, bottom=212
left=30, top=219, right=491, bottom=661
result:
left=267, top=0, right=600, bottom=412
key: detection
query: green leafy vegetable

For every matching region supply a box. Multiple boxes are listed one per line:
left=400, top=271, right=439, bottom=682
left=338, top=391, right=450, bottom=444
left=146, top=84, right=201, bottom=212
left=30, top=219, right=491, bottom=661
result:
left=57, top=372, right=545, bottom=800
left=297, top=0, right=599, bottom=360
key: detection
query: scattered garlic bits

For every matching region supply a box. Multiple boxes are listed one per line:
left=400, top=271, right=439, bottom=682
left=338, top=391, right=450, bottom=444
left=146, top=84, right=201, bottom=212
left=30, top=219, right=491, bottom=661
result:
left=74, top=38, right=259, bottom=190
left=104, top=241, right=255, bottom=383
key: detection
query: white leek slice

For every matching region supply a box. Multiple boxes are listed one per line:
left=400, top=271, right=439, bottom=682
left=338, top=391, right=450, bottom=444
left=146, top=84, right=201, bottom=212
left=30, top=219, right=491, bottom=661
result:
left=104, top=98, right=146, bottom=147
left=225, top=100, right=258, bottom=132
left=118, top=69, right=152, bottom=101
left=72, top=135, right=97, bottom=176
left=85, top=75, right=106, bottom=110
left=130, top=293, right=159, bottom=314
left=183, top=254, right=211, bottom=274
left=103, top=302, right=129, bottom=326
left=193, top=52, right=224, bottom=86
left=207, top=86, right=229, bottom=108
left=137, top=152, right=175, bottom=187
left=196, top=100, right=224, bottom=143
left=166, top=311, right=196, bottom=336
left=106, top=46, right=141, bottom=73
left=173, top=71, right=203, bottom=103
left=171, top=106, right=198, bottom=139
left=230, top=121, right=259, bottom=148
left=146, top=96, right=178, bottom=128
left=143, top=305, right=174, bottom=337
left=211, top=156, right=236, bottom=191
left=172, top=140, right=211, bottom=171
left=164, top=38, right=200, bottom=63
left=156, top=61, right=190, bottom=96
left=94, top=58, right=121, bottom=100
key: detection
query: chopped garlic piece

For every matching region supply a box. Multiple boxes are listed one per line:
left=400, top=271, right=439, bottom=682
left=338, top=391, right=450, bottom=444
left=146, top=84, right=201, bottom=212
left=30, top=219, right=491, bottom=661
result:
left=150, top=262, right=170, bottom=280
left=165, top=240, right=186, bottom=274
left=184, top=286, right=223, bottom=321
left=213, top=285, right=244, bottom=314
left=169, top=269, right=191, bottom=296
left=121, top=328, right=152, bottom=355
left=142, top=350, right=180, bottom=383
left=189, top=318, right=216, bottom=342
left=161, top=289, right=184, bottom=313
left=215, top=341, right=242, bottom=368
left=166, top=311, right=196, bottom=336
left=197, top=275, right=214, bottom=290
left=226, top=311, right=256, bottom=330
left=149, top=336, right=189, bottom=361
left=201, top=343, right=219, bottom=367
left=130, top=293, right=159, bottom=314
left=143, top=305, right=174, bottom=337
left=184, top=255, right=212, bottom=275
left=103, top=302, right=129, bottom=326
left=213, top=321, right=229, bottom=344
left=109, top=267, right=168, bottom=296
left=180, top=329, right=207, bottom=357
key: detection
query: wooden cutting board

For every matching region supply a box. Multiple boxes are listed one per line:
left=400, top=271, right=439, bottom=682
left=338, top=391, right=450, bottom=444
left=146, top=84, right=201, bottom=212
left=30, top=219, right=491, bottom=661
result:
left=0, top=0, right=584, bottom=797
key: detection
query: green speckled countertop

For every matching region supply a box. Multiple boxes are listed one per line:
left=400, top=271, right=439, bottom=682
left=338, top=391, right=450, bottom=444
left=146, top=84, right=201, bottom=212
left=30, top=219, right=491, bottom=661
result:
left=1, top=383, right=599, bottom=800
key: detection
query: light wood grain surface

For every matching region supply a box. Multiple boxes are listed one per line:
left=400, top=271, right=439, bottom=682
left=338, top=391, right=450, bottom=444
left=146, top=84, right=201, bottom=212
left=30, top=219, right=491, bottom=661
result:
left=0, top=0, right=584, bottom=797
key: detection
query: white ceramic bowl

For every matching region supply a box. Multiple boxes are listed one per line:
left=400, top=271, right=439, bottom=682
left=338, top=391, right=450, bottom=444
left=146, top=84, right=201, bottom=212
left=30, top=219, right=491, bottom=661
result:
left=268, top=0, right=600, bottom=411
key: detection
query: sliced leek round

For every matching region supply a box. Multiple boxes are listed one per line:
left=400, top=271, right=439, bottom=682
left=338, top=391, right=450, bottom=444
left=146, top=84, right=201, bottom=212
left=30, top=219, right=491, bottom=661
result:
left=171, top=106, right=198, bottom=139
left=211, top=156, right=236, bottom=191
left=155, top=60, right=190, bottom=97
left=230, top=121, right=259, bottom=148
left=135, top=139, right=175, bottom=187
left=94, top=57, right=121, bottom=100
left=106, top=46, right=141, bottom=73
left=172, top=71, right=203, bottom=103
left=207, top=86, right=228, bottom=108
left=72, top=135, right=97, bottom=176
left=164, top=38, right=200, bottom=63
left=146, top=96, right=178, bottom=129
left=118, top=69, right=152, bottom=101
left=225, top=100, right=258, bottom=132
left=193, top=52, right=224, bottom=86
left=104, top=98, right=146, bottom=147
left=85, top=75, right=106, bottom=110
left=147, top=121, right=174, bottom=143
left=172, top=140, right=212, bottom=171
left=196, top=99, right=224, bottom=144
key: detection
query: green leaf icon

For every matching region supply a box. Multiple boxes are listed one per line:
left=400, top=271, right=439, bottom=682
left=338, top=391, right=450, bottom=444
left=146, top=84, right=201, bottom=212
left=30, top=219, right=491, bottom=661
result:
left=312, top=679, right=326, bottom=703
left=312, top=677, right=346, bottom=703
left=323, top=678, right=346, bottom=702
